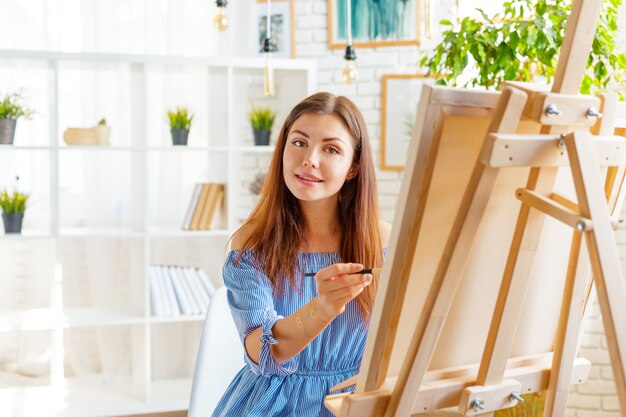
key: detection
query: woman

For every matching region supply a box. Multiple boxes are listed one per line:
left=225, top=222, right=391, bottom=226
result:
left=212, top=92, right=391, bottom=416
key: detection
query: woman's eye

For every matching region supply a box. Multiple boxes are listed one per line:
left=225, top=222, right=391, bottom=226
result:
left=291, top=139, right=306, bottom=147
left=325, top=146, right=340, bottom=155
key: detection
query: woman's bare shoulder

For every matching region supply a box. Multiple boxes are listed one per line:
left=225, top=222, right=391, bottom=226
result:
left=230, top=224, right=254, bottom=251
left=379, top=220, right=392, bottom=247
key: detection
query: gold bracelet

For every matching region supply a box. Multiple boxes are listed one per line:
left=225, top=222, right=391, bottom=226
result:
left=309, top=305, right=319, bottom=321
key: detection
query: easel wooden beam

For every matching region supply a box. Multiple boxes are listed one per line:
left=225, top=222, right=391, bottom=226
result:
left=515, top=188, right=592, bottom=231
left=473, top=3, right=604, bottom=417
left=481, top=133, right=626, bottom=168
left=357, top=85, right=444, bottom=393
left=565, top=131, right=626, bottom=412
left=325, top=357, right=591, bottom=416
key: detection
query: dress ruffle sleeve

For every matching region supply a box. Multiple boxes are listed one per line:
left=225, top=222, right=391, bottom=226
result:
left=222, top=250, right=299, bottom=376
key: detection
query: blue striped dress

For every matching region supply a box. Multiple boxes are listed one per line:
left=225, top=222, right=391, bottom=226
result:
left=211, top=249, right=374, bottom=417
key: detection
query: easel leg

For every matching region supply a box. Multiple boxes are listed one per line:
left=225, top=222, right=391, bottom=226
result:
left=544, top=231, right=588, bottom=417
left=566, top=131, right=626, bottom=413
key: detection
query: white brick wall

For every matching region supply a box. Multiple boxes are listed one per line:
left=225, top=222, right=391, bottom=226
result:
left=264, top=1, right=626, bottom=414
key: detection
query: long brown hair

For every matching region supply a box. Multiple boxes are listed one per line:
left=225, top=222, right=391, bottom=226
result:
left=234, top=92, right=382, bottom=321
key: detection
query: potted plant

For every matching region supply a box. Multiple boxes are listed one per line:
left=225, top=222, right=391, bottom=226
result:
left=167, top=107, right=193, bottom=146
left=248, top=106, right=276, bottom=146
left=0, top=183, right=29, bottom=234
left=419, top=0, right=626, bottom=96
left=0, top=91, right=34, bottom=145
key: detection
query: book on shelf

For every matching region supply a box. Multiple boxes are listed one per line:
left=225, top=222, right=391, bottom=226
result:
left=149, top=265, right=215, bottom=317
left=182, top=183, right=203, bottom=230
left=182, top=182, right=225, bottom=231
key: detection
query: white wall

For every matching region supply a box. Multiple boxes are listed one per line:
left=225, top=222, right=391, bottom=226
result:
left=2, top=0, right=626, bottom=414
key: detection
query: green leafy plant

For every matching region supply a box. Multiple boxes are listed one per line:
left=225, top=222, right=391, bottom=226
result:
left=98, top=118, right=107, bottom=125
left=248, top=106, right=276, bottom=131
left=0, top=189, right=29, bottom=215
left=0, top=91, right=34, bottom=120
left=166, top=107, right=194, bottom=130
left=419, top=0, right=626, bottom=97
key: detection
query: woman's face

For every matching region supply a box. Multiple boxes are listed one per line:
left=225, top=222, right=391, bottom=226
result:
left=282, top=113, right=356, bottom=203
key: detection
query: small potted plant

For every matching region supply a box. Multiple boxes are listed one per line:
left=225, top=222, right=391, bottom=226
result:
left=248, top=106, right=276, bottom=146
left=167, top=107, right=194, bottom=146
left=0, top=180, right=30, bottom=234
left=0, top=91, right=34, bottom=145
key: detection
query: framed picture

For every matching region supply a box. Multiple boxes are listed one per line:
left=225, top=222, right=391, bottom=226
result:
left=254, top=0, right=296, bottom=58
left=381, top=74, right=427, bottom=171
left=328, top=0, right=421, bottom=49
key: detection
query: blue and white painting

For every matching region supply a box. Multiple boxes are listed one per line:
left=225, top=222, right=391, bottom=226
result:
left=332, top=0, right=418, bottom=45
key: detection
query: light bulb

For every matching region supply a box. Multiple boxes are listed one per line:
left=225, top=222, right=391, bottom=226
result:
left=262, top=38, right=275, bottom=97
left=342, top=60, right=357, bottom=84
left=342, top=45, right=357, bottom=84
left=264, top=52, right=275, bottom=97
left=213, top=6, right=228, bottom=31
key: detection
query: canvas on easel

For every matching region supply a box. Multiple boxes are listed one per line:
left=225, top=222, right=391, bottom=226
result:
left=324, top=1, right=626, bottom=416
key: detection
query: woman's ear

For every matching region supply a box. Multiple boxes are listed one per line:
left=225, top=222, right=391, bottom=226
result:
left=347, top=164, right=359, bottom=180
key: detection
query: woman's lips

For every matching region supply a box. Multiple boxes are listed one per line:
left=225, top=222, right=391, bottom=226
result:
left=295, top=174, right=323, bottom=186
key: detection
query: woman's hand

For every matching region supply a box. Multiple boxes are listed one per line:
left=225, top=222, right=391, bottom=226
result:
left=312, top=263, right=373, bottom=321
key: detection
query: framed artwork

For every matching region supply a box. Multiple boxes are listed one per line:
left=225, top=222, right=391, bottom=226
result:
left=328, top=0, right=421, bottom=49
left=254, top=0, right=296, bottom=58
left=381, top=74, right=427, bottom=171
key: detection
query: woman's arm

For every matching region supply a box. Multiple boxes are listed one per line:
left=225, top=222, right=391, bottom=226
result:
left=245, top=263, right=372, bottom=365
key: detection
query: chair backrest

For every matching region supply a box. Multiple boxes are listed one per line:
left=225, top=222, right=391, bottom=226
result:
left=188, top=286, right=244, bottom=417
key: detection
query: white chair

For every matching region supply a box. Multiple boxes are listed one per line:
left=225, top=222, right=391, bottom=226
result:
left=188, top=286, right=244, bottom=417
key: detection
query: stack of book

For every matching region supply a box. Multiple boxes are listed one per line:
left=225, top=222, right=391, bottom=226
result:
left=182, top=183, right=225, bottom=230
left=149, top=265, right=217, bottom=317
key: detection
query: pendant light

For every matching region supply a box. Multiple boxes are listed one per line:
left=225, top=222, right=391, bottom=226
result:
left=263, top=0, right=275, bottom=97
left=214, top=0, right=228, bottom=31
left=341, top=0, right=357, bottom=84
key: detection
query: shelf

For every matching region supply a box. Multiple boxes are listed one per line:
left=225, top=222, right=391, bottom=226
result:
left=59, top=377, right=145, bottom=417
left=0, top=145, right=52, bottom=151
left=0, top=47, right=315, bottom=417
left=148, top=377, right=194, bottom=410
left=1, top=376, right=196, bottom=416
left=146, top=146, right=229, bottom=152
left=0, top=49, right=317, bottom=71
left=0, top=308, right=58, bottom=331
left=146, top=227, right=229, bottom=237
left=61, top=307, right=144, bottom=328
left=0, top=228, right=52, bottom=239
left=58, top=227, right=144, bottom=238
left=0, top=145, right=233, bottom=152
left=231, top=146, right=275, bottom=153
left=57, top=145, right=144, bottom=152
left=0, top=308, right=145, bottom=330
left=149, top=314, right=205, bottom=324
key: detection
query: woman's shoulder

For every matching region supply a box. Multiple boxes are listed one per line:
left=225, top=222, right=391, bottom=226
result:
left=229, top=224, right=254, bottom=251
left=379, top=220, right=392, bottom=247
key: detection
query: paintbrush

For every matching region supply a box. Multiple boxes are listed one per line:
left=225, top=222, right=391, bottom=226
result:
left=304, top=267, right=382, bottom=277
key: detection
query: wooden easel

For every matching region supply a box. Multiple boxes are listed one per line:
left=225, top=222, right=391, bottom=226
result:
left=324, top=0, right=626, bottom=416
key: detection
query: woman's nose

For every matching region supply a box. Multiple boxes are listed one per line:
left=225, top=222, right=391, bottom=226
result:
left=302, top=149, right=319, bottom=168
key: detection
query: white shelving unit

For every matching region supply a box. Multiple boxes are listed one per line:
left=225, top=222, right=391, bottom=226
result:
left=0, top=49, right=316, bottom=417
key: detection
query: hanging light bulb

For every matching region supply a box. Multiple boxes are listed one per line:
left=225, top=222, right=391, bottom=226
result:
left=263, top=0, right=275, bottom=97
left=263, top=38, right=275, bottom=97
left=342, top=45, right=357, bottom=83
left=213, top=0, right=228, bottom=31
left=342, top=0, right=357, bottom=83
